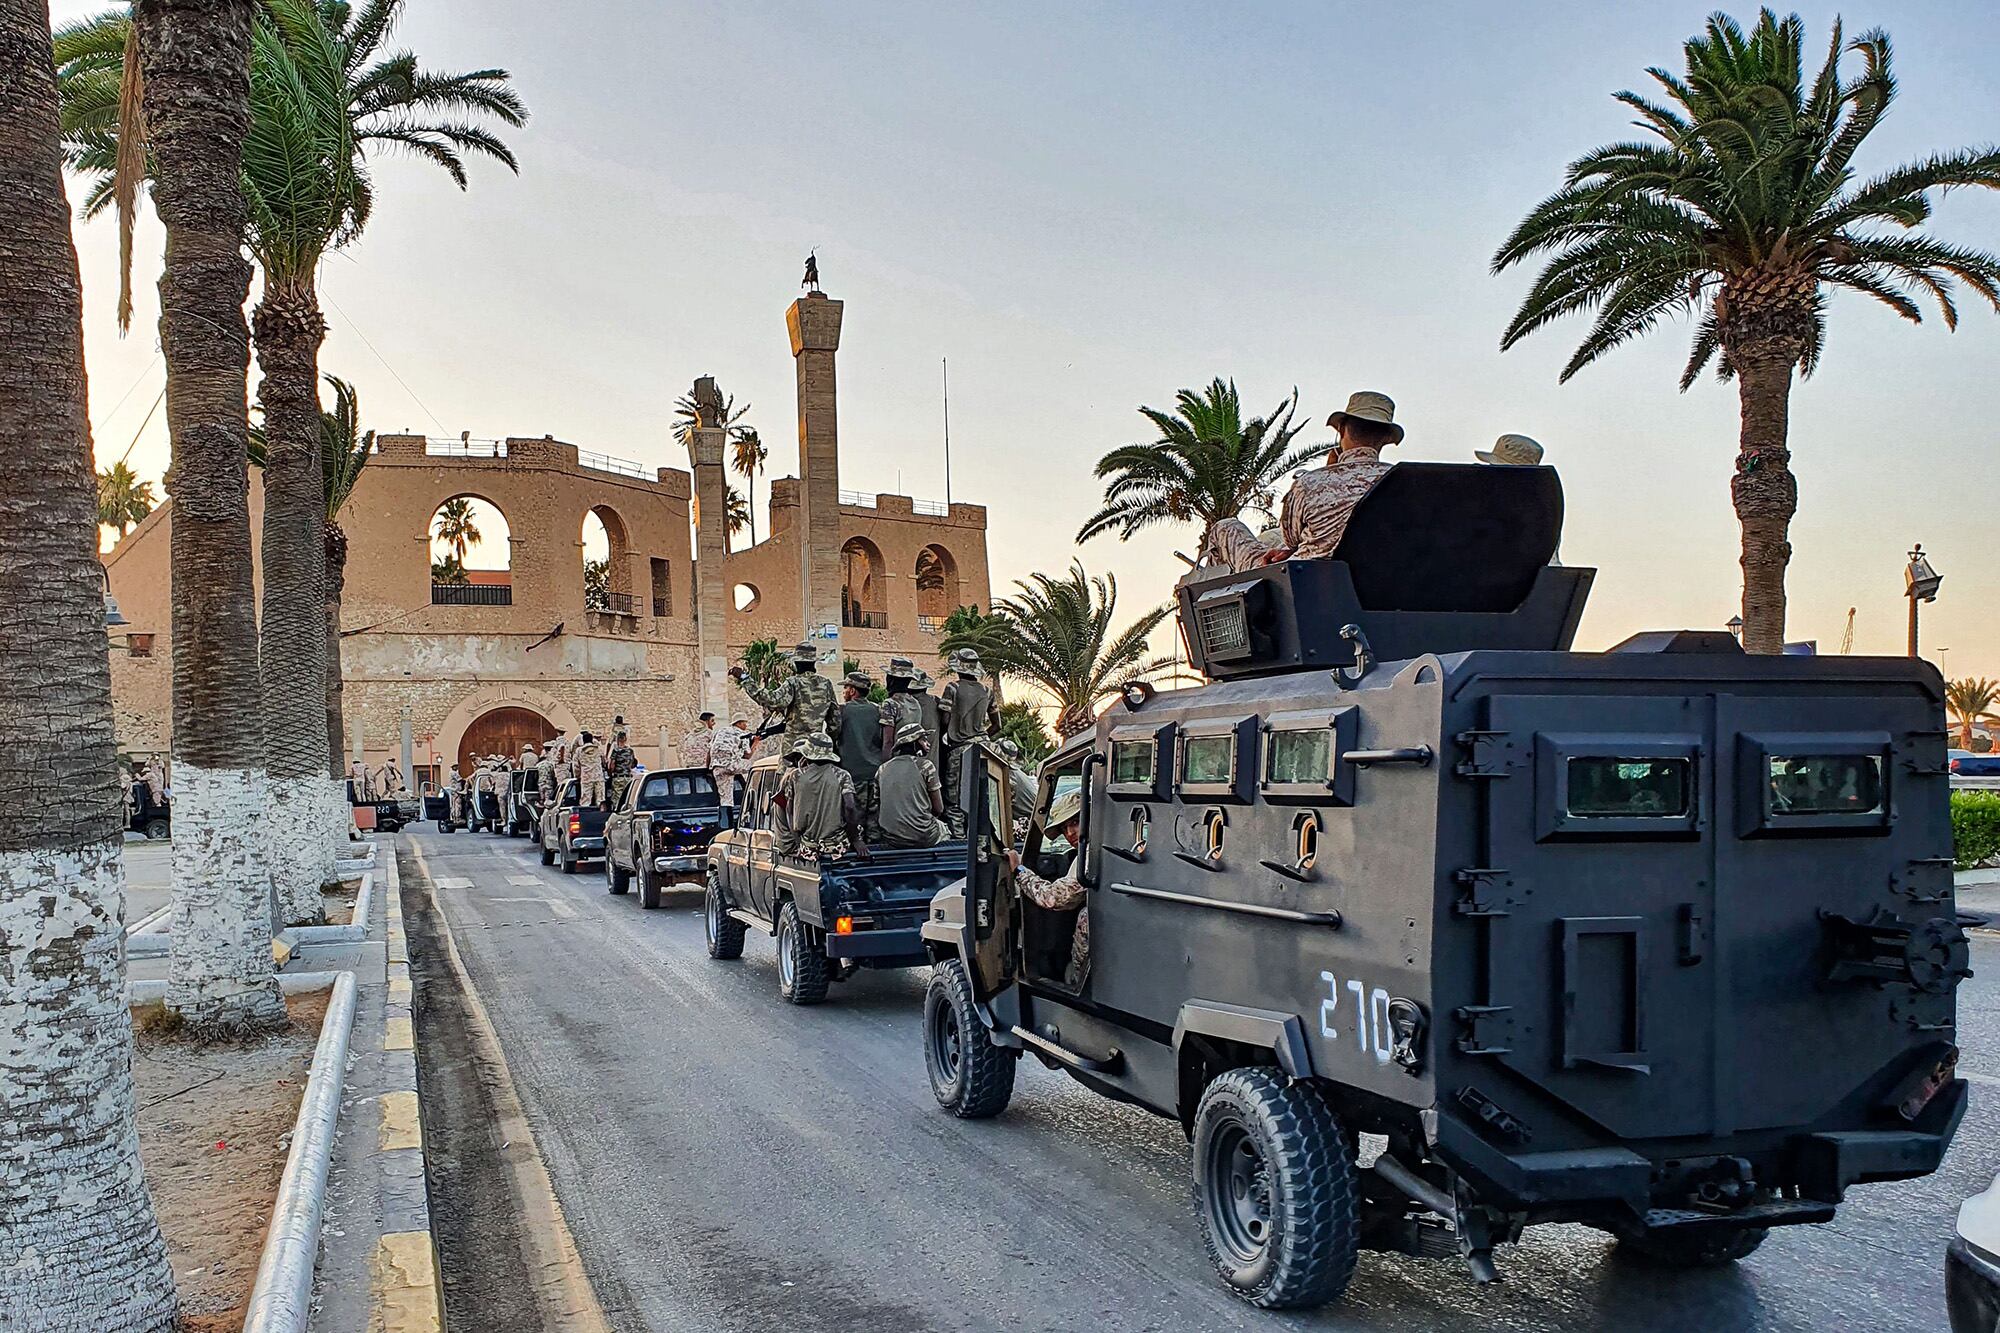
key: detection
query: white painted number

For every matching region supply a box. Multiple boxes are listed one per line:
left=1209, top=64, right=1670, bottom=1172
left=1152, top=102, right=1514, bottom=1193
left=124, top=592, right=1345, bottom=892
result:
left=1318, top=972, right=1392, bottom=1065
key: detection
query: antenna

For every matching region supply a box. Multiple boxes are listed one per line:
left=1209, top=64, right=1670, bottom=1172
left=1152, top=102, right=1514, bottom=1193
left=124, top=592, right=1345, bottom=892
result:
left=942, top=357, right=951, bottom=507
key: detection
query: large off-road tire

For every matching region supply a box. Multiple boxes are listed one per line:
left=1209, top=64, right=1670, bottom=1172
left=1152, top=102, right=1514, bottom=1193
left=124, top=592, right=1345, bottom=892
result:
left=143, top=818, right=171, bottom=840
left=638, top=860, right=662, bottom=910
left=1617, top=1225, right=1768, bottom=1268
left=924, top=959, right=1015, bottom=1119
left=1191, top=1068, right=1360, bottom=1310
left=607, top=853, right=630, bottom=895
left=539, top=838, right=554, bottom=866
left=560, top=845, right=578, bottom=875
left=704, top=869, right=745, bottom=959
left=776, top=899, right=829, bottom=1005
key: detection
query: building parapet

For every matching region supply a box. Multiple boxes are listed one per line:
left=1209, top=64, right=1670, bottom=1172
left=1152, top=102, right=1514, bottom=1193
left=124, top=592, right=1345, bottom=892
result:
left=371, top=433, right=691, bottom=500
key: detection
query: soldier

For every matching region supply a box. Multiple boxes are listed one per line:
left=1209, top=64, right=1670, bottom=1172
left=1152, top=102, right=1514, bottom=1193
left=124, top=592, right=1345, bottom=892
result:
left=730, top=641, right=837, bottom=745
left=1475, top=432, right=1543, bottom=467
left=606, top=727, right=638, bottom=809
left=350, top=758, right=375, bottom=804
left=998, top=737, right=1038, bottom=840
left=680, top=712, right=716, bottom=770
left=574, top=730, right=605, bottom=809
left=444, top=763, right=464, bottom=823
left=939, top=648, right=1001, bottom=836
left=774, top=732, right=865, bottom=861
left=1006, top=787, right=1089, bottom=988
left=910, top=669, right=944, bottom=763
left=708, top=715, right=751, bottom=809
left=876, top=721, right=947, bottom=848
left=536, top=739, right=559, bottom=816
left=878, top=656, right=923, bottom=757
left=1265, top=390, right=1402, bottom=563
left=376, top=758, right=409, bottom=798
left=837, top=671, right=883, bottom=837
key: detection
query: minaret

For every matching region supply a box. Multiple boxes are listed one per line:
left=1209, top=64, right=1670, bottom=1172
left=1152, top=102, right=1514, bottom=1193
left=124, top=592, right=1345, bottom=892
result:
left=787, top=287, right=844, bottom=659
left=686, top=376, right=731, bottom=719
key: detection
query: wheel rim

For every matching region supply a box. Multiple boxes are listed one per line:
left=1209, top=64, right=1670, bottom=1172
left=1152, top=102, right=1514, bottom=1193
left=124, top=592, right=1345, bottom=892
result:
left=778, top=917, right=795, bottom=987
left=705, top=890, right=719, bottom=942
left=1204, top=1119, right=1273, bottom=1267
left=928, top=992, right=962, bottom=1085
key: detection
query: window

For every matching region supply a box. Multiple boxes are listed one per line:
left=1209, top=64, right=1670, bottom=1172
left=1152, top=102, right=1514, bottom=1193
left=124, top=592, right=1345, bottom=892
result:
left=126, top=632, right=155, bottom=658
left=1267, top=729, right=1332, bottom=786
left=1177, top=715, right=1258, bottom=800
left=1767, top=754, right=1884, bottom=817
left=1565, top=757, right=1692, bottom=819
left=1260, top=707, right=1358, bottom=804
left=1111, top=740, right=1154, bottom=786
left=637, top=771, right=718, bottom=811
left=1182, top=735, right=1234, bottom=786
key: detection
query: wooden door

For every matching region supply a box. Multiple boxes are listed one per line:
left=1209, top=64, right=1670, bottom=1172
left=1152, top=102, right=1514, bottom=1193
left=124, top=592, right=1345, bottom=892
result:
left=459, top=707, right=556, bottom=774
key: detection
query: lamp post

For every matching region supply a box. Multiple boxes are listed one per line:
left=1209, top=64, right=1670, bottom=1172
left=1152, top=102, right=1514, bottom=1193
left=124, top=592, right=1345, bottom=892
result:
left=1905, top=544, right=1942, bottom=658
left=1726, top=615, right=1744, bottom=643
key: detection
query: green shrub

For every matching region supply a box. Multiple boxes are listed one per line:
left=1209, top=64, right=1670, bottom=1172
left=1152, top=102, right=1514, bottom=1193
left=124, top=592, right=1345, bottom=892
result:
left=1950, top=790, right=2000, bottom=869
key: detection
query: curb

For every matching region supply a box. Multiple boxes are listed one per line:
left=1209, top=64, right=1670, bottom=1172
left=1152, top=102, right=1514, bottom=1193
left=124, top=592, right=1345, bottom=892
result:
left=243, top=969, right=359, bottom=1333
left=373, top=849, right=446, bottom=1333
left=125, top=970, right=346, bottom=1005
left=127, top=868, right=376, bottom=961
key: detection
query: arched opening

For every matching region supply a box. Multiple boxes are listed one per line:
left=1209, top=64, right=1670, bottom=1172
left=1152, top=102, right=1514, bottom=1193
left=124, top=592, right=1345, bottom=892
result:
left=915, top=544, right=958, bottom=632
left=457, top=706, right=556, bottom=775
left=841, top=536, right=887, bottom=629
left=733, top=582, right=761, bottom=612
left=429, top=495, right=512, bottom=605
left=582, top=504, right=633, bottom=613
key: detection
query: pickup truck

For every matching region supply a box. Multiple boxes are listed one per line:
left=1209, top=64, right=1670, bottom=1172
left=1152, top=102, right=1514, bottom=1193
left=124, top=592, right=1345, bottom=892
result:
left=537, top=779, right=607, bottom=873
left=703, top=753, right=967, bottom=1005
left=604, top=768, right=724, bottom=908
left=505, top=768, right=542, bottom=837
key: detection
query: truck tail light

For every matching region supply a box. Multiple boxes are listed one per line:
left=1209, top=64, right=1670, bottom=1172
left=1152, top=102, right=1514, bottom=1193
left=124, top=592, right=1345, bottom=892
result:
left=568, top=814, right=582, bottom=835
left=834, top=916, right=853, bottom=935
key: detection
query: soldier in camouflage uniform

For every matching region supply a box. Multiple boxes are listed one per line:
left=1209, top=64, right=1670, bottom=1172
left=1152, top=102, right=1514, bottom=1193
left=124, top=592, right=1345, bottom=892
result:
left=774, top=732, right=865, bottom=862
left=574, top=730, right=605, bottom=808
left=1007, top=787, right=1089, bottom=988
left=606, top=727, right=638, bottom=809
left=536, top=740, right=559, bottom=820
left=939, top=647, right=1001, bottom=836
left=731, top=641, right=837, bottom=745
left=878, top=656, right=923, bottom=758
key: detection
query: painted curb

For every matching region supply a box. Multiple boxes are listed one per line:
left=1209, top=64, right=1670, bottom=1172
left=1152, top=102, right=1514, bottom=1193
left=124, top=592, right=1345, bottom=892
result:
left=126, top=868, right=376, bottom=958
left=125, top=970, right=345, bottom=1004
left=372, top=849, right=447, bottom=1333
left=243, top=969, right=359, bottom=1333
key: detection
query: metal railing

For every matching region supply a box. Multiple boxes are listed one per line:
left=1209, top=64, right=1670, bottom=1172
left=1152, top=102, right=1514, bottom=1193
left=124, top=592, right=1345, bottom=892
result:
left=912, top=499, right=951, bottom=517
left=843, top=608, right=888, bottom=630
left=838, top=489, right=876, bottom=508
left=425, top=437, right=507, bottom=459
left=916, top=615, right=943, bottom=634
left=593, top=591, right=637, bottom=615
left=652, top=596, right=671, bottom=618
left=432, top=582, right=512, bottom=606
left=578, top=450, right=649, bottom=479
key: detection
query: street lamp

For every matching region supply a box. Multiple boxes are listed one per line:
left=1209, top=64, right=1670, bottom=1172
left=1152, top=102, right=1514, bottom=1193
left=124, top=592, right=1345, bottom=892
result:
left=101, top=566, right=127, bottom=631
left=1726, top=615, right=1744, bottom=642
left=1905, top=544, right=1942, bottom=658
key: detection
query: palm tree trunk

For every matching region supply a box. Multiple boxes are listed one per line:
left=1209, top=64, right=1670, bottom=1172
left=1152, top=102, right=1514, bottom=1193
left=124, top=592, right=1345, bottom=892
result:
left=0, top=3, right=178, bottom=1324
left=325, top=521, right=347, bottom=779
left=1729, top=344, right=1800, bottom=656
left=253, top=274, right=331, bottom=923
left=139, top=0, right=288, bottom=1037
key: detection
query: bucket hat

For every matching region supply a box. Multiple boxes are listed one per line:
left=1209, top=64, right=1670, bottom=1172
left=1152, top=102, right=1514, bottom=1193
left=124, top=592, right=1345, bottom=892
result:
left=949, top=647, right=982, bottom=675
left=1046, top=788, right=1083, bottom=830
left=844, top=670, right=874, bottom=692
left=800, top=731, right=839, bottom=762
left=894, top=720, right=929, bottom=749
left=1475, top=433, right=1544, bottom=466
left=1326, top=390, right=1404, bottom=444
left=792, top=641, right=819, bottom=665
left=886, top=656, right=915, bottom=680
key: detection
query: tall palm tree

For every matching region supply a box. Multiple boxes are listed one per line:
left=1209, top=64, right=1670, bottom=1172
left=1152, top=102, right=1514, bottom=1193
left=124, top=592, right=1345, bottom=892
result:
left=95, top=458, right=156, bottom=536
left=672, top=384, right=749, bottom=447
left=135, top=0, right=289, bottom=1036
left=0, top=1, right=176, bottom=1323
left=1078, top=378, right=1329, bottom=554
left=1495, top=10, right=2000, bottom=654
left=725, top=483, right=750, bottom=541
left=730, top=425, right=767, bottom=545
left=1946, top=677, right=2000, bottom=748
left=945, top=562, right=1173, bottom=737
left=432, top=495, right=480, bottom=562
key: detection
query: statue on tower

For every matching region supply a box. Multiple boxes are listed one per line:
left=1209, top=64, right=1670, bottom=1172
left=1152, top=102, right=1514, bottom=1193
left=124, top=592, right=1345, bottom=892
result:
left=803, top=250, right=820, bottom=293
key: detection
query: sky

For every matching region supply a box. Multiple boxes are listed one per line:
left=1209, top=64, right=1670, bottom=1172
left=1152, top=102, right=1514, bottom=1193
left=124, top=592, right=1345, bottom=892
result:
left=64, top=0, right=2000, bottom=674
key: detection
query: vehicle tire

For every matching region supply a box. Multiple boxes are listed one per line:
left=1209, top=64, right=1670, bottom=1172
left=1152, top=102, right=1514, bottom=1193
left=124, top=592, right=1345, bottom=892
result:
left=776, top=899, right=829, bottom=1005
left=1617, top=1225, right=1768, bottom=1268
left=540, top=839, right=554, bottom=867
left=607, top=854, right=630, bottom=895
left=560, top=846, right=577, bottom=875
left=638, top=862, right=662, bottom=910
left=704, top=870, right=744, bottom=960
left=143, top=818, right=171, bottom=840
left=1191, top=1067, right=1359, bottom=1310
left=924, top=959, right=1015, bottom=1119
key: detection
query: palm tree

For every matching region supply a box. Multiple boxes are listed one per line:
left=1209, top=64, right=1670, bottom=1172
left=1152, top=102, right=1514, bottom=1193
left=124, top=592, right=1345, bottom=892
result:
left=430, top=554, right=467, bottom=584
left=730, top=425, right=768, bottom=544
left=1946, top=677, right=2000, bottom=748
left=95, top=458, right=155, bottom=537
left=945, top=562, right=1174, bottom=737
left=725, top=483, right=750, bottom=541
left=134, top=0, right=289, bottom=1037
left=432, top=495, right=480, bottom=562
left=672, top=384, right=749, bottom=447
left=1495, top=10, right=2000, bottom=654
left=0, top=1, right=177, bottom=1323
left=737, top=636, right=787, bottom=693
left=1078, top=378, right=1329, bottom=555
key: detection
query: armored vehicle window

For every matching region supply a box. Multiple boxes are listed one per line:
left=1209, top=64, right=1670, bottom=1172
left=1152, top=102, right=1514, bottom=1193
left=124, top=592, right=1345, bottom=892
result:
left=1565, top=758, right=1691, bottom=818
left=1111, top=740, right=1153, bottom=786
left=1259, top=707, right=1359, bottom=804
left=1182, top=735, right=1233, bottom=786
left=1768, top=754, right=1884, bottom=817
left=1268, top=729, right=1331, bottom=786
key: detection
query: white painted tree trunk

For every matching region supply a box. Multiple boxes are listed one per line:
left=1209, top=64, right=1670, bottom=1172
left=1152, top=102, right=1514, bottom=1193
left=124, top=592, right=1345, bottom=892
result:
left=0, top=840, right=178, bottom=1332
left=267, top=775, right=327, bottom=926
left=166, top=763, right=288, bottom=1035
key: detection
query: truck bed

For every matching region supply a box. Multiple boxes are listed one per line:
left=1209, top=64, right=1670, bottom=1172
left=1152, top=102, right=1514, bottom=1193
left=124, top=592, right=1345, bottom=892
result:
left=783, top=841, right=967, bottom=969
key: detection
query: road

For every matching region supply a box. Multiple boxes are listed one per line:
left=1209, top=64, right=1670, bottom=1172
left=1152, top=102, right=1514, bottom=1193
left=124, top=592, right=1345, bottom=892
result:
left=403, top=826, right=1998, bottom=1333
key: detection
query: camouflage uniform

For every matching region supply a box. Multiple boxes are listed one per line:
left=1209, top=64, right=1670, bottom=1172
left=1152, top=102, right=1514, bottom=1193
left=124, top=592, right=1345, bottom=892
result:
left=1201, top=517, right=1270, bottom=573
left=607, top=736, right=638, bottom=809
left=939, top=654, right=1000, bottom=836
left=740, top=668, right=837, bottom=745
left=1279, top=446, right=1391, bottom=560
left=535, top=744, right=558, bottom=816
left=1016, top=862, right=1089, bottom=988
left=574, top=735, right=605, bottom=808
left=776, top=745, right=854, bottom=861
left=679, top=723, right=714, bottom=770
left=708, top=722, right=751, bottom=807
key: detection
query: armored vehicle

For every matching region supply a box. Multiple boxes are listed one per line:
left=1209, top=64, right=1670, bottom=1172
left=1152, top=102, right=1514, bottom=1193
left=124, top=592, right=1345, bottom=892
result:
left=920, top=463, right=1969, bottom=1310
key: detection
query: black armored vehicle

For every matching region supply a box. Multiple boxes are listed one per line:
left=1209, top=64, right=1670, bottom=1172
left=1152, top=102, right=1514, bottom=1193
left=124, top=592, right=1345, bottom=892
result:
left=920, top=463, right=1969, bottom=1310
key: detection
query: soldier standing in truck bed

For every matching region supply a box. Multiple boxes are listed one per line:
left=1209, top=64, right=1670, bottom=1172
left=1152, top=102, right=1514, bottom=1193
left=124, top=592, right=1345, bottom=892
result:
left=607, top=727, right=638, bottom=809
left=573, top=730, right=604, bottom=808
left=879, top=657, right=923, bottom=757
left=774, top=732, right=865, bottom=861
left=911, top=669, right=944, bottom=761
left=939, top=648, right=1000, bottom=836
left=837, top=671, right=883, bottom=837
left=732, top=642, right=837, bottom=745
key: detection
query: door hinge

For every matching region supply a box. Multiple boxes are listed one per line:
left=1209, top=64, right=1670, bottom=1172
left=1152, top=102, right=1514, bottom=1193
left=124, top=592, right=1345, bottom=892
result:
left=1453, top=867, right=1519, bottom=918
left=1453, top=1004, right=1514, bottom=1056
left=1891, top=856, right=1955, bottom=906
left=1454, top=729, right=1514, bottom=779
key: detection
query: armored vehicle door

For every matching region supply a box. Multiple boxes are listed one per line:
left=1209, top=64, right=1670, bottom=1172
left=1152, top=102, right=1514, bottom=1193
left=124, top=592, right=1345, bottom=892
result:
left=962, top=747, right=1019, bottom=999
left=1475, top=693, right=1719, bottom=1139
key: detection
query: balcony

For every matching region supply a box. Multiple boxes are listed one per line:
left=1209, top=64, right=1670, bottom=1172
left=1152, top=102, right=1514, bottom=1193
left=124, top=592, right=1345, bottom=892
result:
left=599, top=591, right=638, bottom=616
left=917, top=615, right=943, bottom=634
left=432, top=582, right=512, bottom=606
left=843, top=608, right=888, bottom=630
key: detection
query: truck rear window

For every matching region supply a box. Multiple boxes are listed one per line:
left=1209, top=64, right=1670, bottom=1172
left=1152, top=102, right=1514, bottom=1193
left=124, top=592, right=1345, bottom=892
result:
left=1767, top=754, right=1883, bottom=816
left=1565, top=757, right=1691, bottom=818
left=638, top=773, right=718, bottom=810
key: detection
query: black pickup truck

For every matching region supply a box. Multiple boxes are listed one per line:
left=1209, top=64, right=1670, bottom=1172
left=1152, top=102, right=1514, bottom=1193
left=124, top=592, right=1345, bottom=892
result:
left=703, top=753, right=967, bottom=1004
left=604, top=768, right=724, bottom=908
left=537, top=779, right=607, bottom=873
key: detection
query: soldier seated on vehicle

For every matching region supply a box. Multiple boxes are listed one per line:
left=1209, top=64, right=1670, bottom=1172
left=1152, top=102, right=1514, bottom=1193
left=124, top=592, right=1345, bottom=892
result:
left=1005, top=787, right=1088, bottom=989
left=774, top=732, right=867, bottom=862
left=1261, top=389, right=1402, bottom=564
left=876, top=721, right=947, bottom=848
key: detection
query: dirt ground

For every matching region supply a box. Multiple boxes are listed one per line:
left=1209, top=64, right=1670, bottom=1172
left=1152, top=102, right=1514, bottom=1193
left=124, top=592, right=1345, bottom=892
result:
left=132, top=989, right=329, bottom=1332
left=321, top=878, right=361, bottom=925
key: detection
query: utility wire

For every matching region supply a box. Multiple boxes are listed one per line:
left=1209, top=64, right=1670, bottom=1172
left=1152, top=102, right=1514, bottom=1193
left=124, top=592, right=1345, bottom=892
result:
left=92, top=351, right=161, bottom=436
left=114, top=386, right=166, bottom=467
left=325, top=291, right=446, bottom=433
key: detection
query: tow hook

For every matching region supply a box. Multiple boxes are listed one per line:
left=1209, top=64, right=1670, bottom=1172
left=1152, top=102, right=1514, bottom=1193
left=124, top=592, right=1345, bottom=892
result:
left=1819, top=907, right=1972, bottom=994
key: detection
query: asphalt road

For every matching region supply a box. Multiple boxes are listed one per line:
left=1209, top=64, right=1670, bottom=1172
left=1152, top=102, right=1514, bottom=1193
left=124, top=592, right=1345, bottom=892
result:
left=405, top=826, right=1998, bottom=1333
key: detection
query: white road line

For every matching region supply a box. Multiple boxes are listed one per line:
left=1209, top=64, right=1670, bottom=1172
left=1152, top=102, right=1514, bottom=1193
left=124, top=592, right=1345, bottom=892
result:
left=490, top=895, right=580, bottom=920
left=507, top=875, right=542, bottom=886
left=1962, top=1069, right=2000, bottom=1089
left=433, top=876, right=472, bottom=889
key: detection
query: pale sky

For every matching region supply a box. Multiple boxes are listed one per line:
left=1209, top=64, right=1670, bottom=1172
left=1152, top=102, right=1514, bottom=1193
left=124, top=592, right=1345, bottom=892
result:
left=67, top=1, right=2000, bottom=673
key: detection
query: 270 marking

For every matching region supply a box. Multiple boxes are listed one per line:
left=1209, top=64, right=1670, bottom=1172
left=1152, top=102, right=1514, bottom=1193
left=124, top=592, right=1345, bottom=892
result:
left=1319, top=971, right=1393, bottom=1064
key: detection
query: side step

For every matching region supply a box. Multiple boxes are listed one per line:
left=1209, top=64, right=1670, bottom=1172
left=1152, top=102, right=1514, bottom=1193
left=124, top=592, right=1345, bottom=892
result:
left=727, top=907, right=774, bottom=934
left=1009, top=1025, right=1123, bottom=1074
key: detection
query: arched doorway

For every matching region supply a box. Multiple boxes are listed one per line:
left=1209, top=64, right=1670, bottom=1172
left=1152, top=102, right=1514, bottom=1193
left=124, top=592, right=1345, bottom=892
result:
left=458, top=706, right=556, bottom=773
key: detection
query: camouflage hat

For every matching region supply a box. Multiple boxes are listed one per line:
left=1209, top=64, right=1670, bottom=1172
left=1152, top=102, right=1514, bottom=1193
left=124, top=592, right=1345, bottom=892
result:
left=1327, top=389, right=1404, bottom=444
left=912, top=669, right=935, bottom=690
left=949, top=647, right=982, bottom=674
left=886, top=655, right=916, bottom=680
left=894, top=720, right=928, bottom=749
left=793, top=641, right=819, bottom=665
left=998, top=737, right=1022, bottom=760
left=800, top=730, right=839, bottom=762
left=844, top=670, right=873, bottom=692
left=1046, top=787, right=1083, bottom=829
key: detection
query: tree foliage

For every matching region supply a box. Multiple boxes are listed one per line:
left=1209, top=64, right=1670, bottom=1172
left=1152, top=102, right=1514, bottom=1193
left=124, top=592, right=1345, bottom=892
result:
left=998, top=700, right=1053, bottom=764
left=95, top=459, right=154, bottom=537
left=1947, top=676, right=2000, bottom=746
left=431, top=496, right=479, bottom=561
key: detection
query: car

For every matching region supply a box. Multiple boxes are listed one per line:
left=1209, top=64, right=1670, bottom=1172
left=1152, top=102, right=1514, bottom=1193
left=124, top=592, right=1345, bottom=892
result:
left=537, top=778, right=607, bottom=873
left=604, top=768, right=724, bottom=908
left=1951, top=749, right=2000, bottom=778
left=920, top=462, right=1969, bottom=1311
left=1950, top=1174, right=2000, bottom=1332
left=505, top=768, right=543, bottom=837
left=705, top=752, right=969, bottom=1004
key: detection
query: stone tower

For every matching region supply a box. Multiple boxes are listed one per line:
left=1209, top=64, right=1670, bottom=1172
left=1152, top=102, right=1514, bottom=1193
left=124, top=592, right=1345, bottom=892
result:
left=787, top=290, right=844, bottom=658
left=686, top=376, right=732, bottom=718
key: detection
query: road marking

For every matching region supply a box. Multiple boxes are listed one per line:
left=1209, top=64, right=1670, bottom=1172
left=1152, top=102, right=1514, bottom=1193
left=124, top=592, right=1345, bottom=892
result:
left=389, top=977, right=411, bottom=1002
left=433, top=876, right=472, bottom=889
left=491, top=895, right=579, bottom=919
left=506, top=875, right=542, bottom=886
left=379, top=1090, right=423, bottom=1151
left=1962, top=1069, right=2000, bottom=1089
